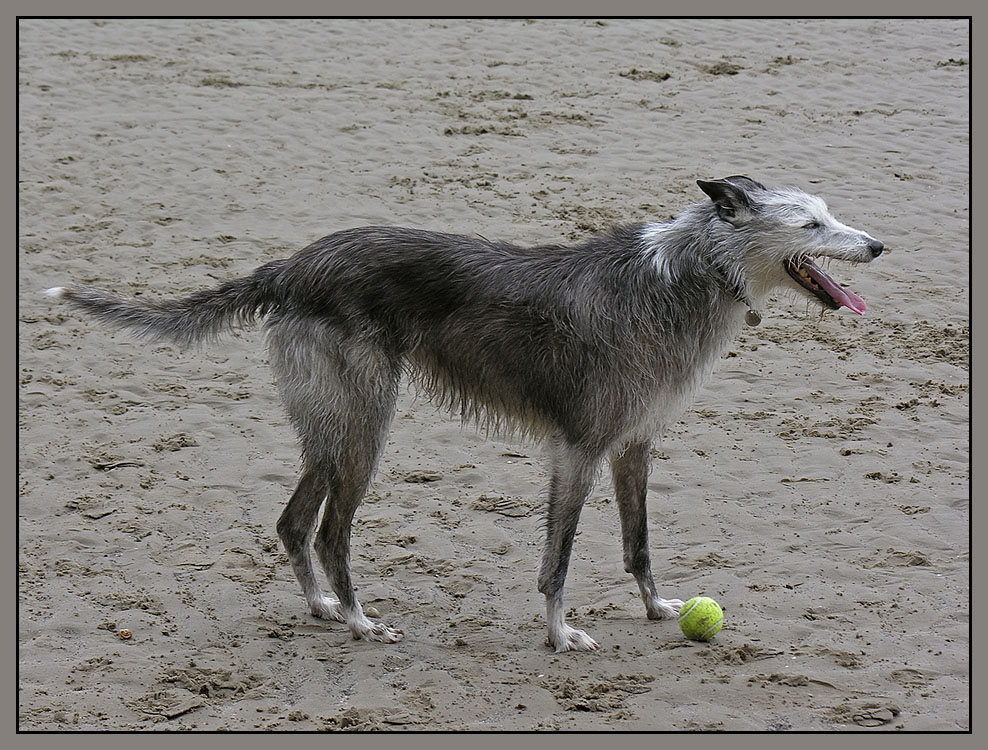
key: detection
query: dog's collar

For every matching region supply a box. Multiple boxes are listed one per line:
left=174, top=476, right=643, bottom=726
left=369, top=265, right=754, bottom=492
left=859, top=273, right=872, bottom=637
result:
left=709, top=261, right=762, bottom=326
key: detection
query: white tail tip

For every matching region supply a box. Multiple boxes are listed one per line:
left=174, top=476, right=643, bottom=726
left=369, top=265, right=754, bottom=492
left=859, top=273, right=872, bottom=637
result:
left=43, top=287, right=67, bottom=299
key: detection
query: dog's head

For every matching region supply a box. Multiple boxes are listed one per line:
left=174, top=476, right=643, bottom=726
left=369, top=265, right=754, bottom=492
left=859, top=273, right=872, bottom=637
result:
left=697, top=176, right=883, bottom=315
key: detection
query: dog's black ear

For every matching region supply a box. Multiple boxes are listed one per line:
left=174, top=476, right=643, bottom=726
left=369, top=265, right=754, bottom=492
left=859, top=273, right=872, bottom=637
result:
left=722, top=175, right=766, bottom=192
left=697, top=177, right=762, bottom=225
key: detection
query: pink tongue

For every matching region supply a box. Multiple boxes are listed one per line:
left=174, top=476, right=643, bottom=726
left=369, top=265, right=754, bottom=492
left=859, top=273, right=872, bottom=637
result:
left=807, top=262, right=866, bottom=315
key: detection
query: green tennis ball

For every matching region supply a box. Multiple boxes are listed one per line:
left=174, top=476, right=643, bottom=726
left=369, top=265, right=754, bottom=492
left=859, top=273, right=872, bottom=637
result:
left=678, top=596, right=724, bottom=641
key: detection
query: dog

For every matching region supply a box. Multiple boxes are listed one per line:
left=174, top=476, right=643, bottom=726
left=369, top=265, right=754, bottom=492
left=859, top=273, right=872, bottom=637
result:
left=44, top=176, right=883, bottom=651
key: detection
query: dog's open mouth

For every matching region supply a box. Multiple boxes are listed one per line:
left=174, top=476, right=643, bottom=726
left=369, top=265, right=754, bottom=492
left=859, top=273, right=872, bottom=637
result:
left=785, top=258, right=866, bottom=315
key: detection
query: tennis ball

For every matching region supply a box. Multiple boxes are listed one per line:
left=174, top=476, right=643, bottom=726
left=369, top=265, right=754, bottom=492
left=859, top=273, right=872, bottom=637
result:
left=678, top=596, right=724, bottom=641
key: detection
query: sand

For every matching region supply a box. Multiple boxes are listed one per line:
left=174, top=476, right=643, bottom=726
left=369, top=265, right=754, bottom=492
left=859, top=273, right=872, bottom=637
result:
left=18, top=18, right=969, bottom=731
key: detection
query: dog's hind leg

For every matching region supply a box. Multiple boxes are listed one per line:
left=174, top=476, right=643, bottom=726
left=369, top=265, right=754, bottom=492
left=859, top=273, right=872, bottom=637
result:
left=269, top=319, right=402, bottom=641
left=276, top=469, right=344, bottom=622
left=313, top=448, right=403, bottom=643
left=611, top=440, right=683, bottom=620
left=311, top=412, right=403, bottom=642
left=308, top=345, right=403, bottom=643
left=538, top=440, right=603, bottom=652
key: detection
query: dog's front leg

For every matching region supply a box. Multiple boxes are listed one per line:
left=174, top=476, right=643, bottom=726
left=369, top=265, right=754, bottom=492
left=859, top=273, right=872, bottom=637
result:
left=611, top=440, right=683, bottom=620
left=538, top=442, right=601, bottom=652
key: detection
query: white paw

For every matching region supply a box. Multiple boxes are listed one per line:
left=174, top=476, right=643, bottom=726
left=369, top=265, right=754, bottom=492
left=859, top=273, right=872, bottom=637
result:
left=309, top=596, right=346, bottom=623
left=549, top=624, right=599, bottom=652
left=646, top=597, right=684, bottom=620
left=351, top=616, right=403, bottom=644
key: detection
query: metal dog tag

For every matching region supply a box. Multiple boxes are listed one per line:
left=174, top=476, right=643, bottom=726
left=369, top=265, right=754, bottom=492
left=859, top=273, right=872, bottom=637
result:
left=745, top=309, right=762, bottom=326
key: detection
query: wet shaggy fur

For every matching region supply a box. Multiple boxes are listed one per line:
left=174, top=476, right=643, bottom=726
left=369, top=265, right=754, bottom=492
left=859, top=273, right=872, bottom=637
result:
left=45, top=176, right=883, bottom=651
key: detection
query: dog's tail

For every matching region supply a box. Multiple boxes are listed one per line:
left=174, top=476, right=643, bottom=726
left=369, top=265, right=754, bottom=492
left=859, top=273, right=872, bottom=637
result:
left=43, top=259, right=288, bottom=347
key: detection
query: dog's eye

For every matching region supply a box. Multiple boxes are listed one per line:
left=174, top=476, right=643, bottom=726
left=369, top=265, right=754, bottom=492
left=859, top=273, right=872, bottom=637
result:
left=803, top=221, right=822, bottom=230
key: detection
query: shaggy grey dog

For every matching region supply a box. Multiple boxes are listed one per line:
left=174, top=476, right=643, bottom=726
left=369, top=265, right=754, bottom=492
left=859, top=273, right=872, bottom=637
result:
left=46, top=176, right=883, bottom=651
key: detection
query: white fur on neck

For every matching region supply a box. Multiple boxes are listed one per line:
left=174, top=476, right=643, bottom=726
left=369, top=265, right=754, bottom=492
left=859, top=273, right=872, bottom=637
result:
left=640, top=221, right=677, bottom=279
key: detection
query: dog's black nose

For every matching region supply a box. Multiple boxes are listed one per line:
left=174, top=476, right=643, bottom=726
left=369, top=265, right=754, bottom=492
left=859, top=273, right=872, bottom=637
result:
left=867, top=239, right=884, bottom=257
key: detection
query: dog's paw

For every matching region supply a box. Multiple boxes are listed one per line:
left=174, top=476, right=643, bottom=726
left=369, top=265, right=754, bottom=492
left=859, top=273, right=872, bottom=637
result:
left=548, top=624, right=599, bottom=652
left=351, top=616, right=404, bottom=644
left=646, top=597, right=684, bottom=620
left=309, top=596, right=346, bottom=623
